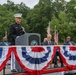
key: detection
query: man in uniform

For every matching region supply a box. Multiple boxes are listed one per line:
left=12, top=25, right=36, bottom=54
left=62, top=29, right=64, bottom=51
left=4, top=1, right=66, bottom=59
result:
left=10, top=13, right=25, bottom=45
left=9, top=13, right=25, bottom=72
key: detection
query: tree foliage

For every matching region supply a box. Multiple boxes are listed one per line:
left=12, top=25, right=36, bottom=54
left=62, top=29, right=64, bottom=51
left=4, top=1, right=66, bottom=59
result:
left=0, top=0, right=76, bottom=43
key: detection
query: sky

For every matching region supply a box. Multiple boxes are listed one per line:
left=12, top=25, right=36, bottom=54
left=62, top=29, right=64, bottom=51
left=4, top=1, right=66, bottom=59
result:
left=0, top=0, right=70, bottom=8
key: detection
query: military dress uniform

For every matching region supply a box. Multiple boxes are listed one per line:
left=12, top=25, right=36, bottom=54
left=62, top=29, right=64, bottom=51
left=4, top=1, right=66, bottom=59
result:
left=9, top=13, right=26, bottom=72
left=10, top=22, right=25, bottom=45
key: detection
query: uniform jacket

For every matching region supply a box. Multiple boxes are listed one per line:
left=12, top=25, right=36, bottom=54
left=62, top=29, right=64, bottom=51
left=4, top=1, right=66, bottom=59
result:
left=9, top=22, right=25, bottom=45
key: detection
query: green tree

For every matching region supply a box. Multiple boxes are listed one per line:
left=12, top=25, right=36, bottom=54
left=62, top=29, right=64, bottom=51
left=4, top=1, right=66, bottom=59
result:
left=66, top=0, right=76, bottom=23
left=26, top=0, right=54, bottom=41
left=50, top=11, right=69, bottom=42
left=0, top=0, right=75, bottom=43
left=0, top=0, right=29, bottom=41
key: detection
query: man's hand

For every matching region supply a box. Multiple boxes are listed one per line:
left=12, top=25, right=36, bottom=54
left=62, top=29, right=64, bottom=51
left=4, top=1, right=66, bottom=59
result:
left=16, top=36, right=19, bottom=38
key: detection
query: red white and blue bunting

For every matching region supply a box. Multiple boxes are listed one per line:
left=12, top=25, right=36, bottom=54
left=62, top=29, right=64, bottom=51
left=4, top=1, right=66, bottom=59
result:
left=0, top=46, right=12, bottom=71
left=0, top=46, right=76, bottom=75
left=60, top=46, right=76, bottom=66
left=14, top=46, right=55, bottom=71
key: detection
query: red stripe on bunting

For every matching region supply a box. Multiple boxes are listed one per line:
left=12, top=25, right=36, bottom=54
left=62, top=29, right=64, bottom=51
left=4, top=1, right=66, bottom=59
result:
left=11, top=66, right=76, bottom=75
left=12, top=73, right=29, bottom=75
left=41, top=66, right=76, bottom=74
left=31, top=47, right=45, bottom=52
left=70, top=46, right=76, bottom=51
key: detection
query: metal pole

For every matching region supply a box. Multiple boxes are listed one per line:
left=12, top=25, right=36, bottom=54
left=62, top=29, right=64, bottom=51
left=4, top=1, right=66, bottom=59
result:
left=3, top=67, right=5, bottom=75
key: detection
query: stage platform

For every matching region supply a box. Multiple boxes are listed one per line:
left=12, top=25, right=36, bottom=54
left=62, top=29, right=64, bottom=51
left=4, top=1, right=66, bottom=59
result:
left=0, top=66, right=76, bottom=75
left=0, top=61, right=76, bottom=75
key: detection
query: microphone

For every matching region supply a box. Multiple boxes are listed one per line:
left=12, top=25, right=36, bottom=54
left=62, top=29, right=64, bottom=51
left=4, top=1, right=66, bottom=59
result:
left=19, top=25, right=26, bottom=33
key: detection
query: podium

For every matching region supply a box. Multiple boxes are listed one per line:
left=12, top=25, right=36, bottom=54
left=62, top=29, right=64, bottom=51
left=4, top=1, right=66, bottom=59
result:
left=15, top=33, right=41, bottom=72
left=15, top=33, right=41, bottom=45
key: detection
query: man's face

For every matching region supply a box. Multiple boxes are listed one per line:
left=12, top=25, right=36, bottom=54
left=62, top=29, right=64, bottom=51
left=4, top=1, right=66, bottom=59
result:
left=66, top=38, right=70, bottom=42
left=3, top=37, right=8, bottom=42
left=47, top=36, right=51, bottom=41
left=15, top=17, right=21, bottom=24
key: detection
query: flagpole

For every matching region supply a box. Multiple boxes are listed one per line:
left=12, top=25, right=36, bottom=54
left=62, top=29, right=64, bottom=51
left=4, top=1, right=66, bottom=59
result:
left=5, top=31, right=7, bottom=37
left=56, top=28, right=58, bottom=45
left=47, top=22, right=51, bottom=35
left=54, top=25, right=58, bottom=45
